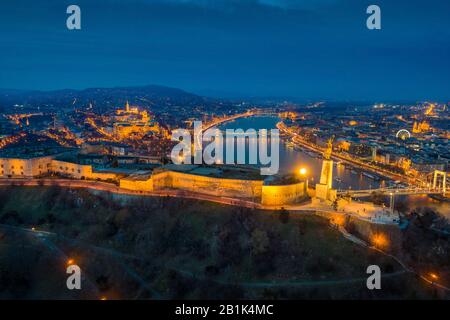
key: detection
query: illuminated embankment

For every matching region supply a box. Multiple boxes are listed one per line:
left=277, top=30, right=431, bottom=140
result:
left=277, top=122, right=410, bottom=184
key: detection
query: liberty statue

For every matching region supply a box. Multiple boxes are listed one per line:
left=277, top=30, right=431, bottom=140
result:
left=324, top=135, right=334, bottom=160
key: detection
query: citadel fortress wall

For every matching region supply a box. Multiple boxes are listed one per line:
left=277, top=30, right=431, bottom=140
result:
left=0, top=156, right=306, bottom=206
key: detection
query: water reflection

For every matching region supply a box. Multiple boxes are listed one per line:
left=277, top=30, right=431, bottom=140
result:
left=218, top=115, right=449, bottom=217
left=218, top=116, right=380, bottom=189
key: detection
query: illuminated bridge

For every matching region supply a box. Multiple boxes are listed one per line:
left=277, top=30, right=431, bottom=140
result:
left=202, top=109, right=278, bottom=131
left=194, top=109, right=278, bottom=147
left=339, top=170, right=448, bottom=198
left=338, top=187, right=447, bottom=198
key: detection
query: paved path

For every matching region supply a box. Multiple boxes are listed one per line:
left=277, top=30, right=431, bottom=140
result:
left=0, top=224, right=163, bottom=299
left=0, top=224, right=410, bottom=292
left=331, top=224, right=450, bottom=293
left=2, top=179, right=448, bottom=292
left=0, top=178, right=397, bottom=225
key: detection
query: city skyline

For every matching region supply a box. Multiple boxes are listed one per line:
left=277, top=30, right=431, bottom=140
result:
left=2, top=83, right=449, bottom=104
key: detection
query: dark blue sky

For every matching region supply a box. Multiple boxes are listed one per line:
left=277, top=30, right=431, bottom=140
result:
left=0, top=0, right=449, bottom=100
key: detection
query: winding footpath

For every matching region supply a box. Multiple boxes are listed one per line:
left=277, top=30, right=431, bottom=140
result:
left=1, top=178, right=449, bottom=293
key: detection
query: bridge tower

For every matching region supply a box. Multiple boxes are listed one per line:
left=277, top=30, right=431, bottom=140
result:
left=433, top=170, right=447, bottom=193
left=316, top=136, right=337, bottom=202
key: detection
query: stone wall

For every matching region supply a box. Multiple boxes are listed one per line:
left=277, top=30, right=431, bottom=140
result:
left=51, top=160, right=92, bottom=179
left=120, top=170, right=308, bottom=205
left=345, top=216, right=403, bottom=253
left=2, top=156, right=308, bottom=206
left=151, top=171, right=263, bottom=199
left=261, top=182, right=306, bottom=206
left=120, top=175, right=153, bottom=191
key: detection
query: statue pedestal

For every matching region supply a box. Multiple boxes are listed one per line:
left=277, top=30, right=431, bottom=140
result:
left=319, top=159, right=333, bottom=186
left=316, top=159, right=337, bottom=202
left=316, top=184, right=337, bottom=202
left=316, top=184, right=329, bottom=201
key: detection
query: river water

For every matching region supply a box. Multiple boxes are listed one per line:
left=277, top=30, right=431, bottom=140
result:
left=218, top=116, right=449, bottom=217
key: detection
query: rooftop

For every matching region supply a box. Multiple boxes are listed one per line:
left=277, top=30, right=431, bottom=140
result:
left=263, top=174, right=304, bottom=186
left=155, top=164, right=264, bottom=180
left=0, top=147, right=73, bottom=159
left=120, top=172, right=153, bottom=181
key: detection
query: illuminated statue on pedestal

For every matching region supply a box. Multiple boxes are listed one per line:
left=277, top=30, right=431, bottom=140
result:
left=316, top=136, right=337, bottom=202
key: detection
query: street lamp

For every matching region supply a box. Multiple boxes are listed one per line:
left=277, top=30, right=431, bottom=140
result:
left=429, top=273, right=439, bottom=281
left=389, top=192, right=395, bottom=214
left=298, top=167, right=308, bottom=194
left=372, top=233, right=388, bottom=248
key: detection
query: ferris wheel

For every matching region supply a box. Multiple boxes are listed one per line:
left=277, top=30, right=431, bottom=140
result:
left=395, top=129, right=411, bottom=140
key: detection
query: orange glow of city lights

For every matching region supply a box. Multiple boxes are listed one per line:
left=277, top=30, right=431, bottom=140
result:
left=100, top=296, right=107, bottom=300
left=372, top=233, right=388, bottom=248
left=334, top=216, right=345, bottom=226
left=429, top=273, right=439, bottom=280
left=299, top=168, right=307, bottom=175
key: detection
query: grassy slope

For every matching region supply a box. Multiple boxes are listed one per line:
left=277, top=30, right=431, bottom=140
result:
left=0, top=186, right=438, bottom=299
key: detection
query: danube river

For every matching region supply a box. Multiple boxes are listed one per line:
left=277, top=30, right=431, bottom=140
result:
left=219, top=116, right=449, bottom=217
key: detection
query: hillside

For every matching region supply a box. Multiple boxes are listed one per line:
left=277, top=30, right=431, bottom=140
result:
left=0, top=85, right=206, bottom=108
left=0, top=186, right=439, bottom=299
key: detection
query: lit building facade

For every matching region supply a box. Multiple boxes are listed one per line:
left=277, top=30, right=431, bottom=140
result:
left=113, top=102, right=160, bottom=139
left=0, top=156, right=117, bottom=181
left=1, top=156, right=308, bottom=206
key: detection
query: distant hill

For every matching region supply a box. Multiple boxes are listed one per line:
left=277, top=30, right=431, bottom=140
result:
left=0, top=85, right=245, bottom=125
left=0, top=85, right=208, bottom=110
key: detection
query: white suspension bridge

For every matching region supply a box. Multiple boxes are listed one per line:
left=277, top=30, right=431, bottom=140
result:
left=338, top=170, right=448, bottom=198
